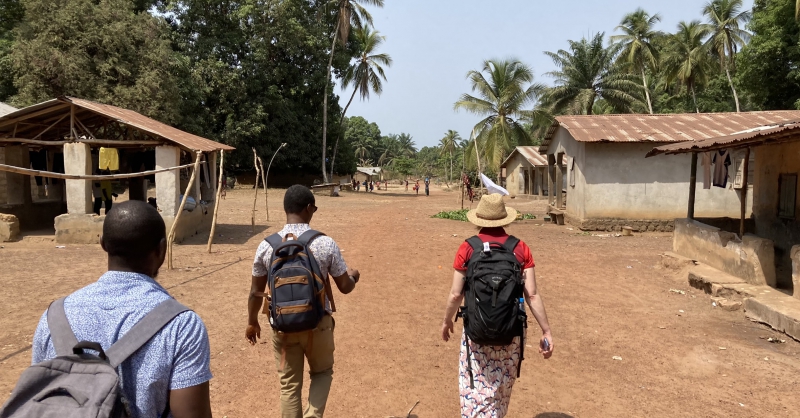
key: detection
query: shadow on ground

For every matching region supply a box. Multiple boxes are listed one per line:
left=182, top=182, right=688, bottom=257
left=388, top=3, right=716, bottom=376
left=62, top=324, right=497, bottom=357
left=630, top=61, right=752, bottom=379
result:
left=181, top=224, right=269, bottom=245
left=535, top=413, right=575, bottom=418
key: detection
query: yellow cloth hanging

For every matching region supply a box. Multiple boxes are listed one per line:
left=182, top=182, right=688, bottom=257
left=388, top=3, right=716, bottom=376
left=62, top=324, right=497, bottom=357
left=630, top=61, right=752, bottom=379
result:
left=98, top=147, right=119, bottom=171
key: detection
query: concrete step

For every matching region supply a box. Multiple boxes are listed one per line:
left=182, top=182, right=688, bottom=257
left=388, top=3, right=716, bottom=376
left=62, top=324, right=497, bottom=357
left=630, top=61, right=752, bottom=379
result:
left=745, top=296, right=800, bottom=342
left=21, top=234, right=55, bottom=243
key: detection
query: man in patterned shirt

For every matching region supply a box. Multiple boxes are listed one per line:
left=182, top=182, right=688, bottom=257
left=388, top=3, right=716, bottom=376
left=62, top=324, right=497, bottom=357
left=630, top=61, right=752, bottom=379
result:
left=246, top=184, right=360, bottom=418
left=31, top=200, right=213, bottom=418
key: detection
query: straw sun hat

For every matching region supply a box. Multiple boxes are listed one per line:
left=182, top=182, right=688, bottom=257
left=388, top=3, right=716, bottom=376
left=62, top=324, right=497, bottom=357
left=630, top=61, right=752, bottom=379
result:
left=466, top=194, right=518, bottom=228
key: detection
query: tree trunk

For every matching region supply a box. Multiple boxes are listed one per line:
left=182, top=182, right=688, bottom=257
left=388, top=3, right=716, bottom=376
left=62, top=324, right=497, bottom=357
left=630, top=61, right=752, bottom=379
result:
left=725, top=64, right=741, bottom=113
left=641, top=67, right=653, bottom=114
left=329, top=85, right=359, bottom=180
left=691, top=85, right=699, bottom=114
left=322, top=20, right=341, bottom=184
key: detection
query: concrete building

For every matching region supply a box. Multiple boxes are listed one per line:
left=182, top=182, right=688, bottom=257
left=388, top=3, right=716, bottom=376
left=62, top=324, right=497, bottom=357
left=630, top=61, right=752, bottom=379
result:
left=0, top=97, right=234, bottom=243
left=354, top=167, right=381, bottom=183
left=499, top=146, right=548, bottom=198
left=0, top=103, right=16, bottom=205
left=539, top=111, right=800, bottom=231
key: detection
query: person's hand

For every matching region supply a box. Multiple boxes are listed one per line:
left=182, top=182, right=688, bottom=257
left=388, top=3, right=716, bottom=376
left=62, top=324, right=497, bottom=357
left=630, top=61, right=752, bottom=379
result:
left=347, top=268, right=360, bottom=282
left=245, top=323, right=261, bottom=346
left=441, top=318, right=454, bottom=342
left=539, top=332, right=554, bottom=359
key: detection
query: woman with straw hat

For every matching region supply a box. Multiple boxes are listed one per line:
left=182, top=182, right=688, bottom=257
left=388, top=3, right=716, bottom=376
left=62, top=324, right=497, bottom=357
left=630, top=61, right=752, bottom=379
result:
left=440, top=194, right=554, bottom=417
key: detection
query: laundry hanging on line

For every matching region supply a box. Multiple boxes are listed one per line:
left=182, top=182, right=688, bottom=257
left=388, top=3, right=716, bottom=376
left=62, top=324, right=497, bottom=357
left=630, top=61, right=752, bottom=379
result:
left=98, top=147, right=119, bottom=171
left=712, top=149, right=731, bottom=188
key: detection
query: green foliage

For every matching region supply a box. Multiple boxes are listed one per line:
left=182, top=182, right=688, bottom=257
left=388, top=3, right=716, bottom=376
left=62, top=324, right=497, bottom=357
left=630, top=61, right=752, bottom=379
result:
left=346, top=116, right=381, bottom=160
left=738, top=0, right=800, bottom=110
left=9, top=0, right=182, bottom=123
left=432, top=209, right=469, bottom=222
left=611, top=8, right=662, bottom=113
left=0, top=0, right=23, bottom=100
left=392, top=157, right=415, bottom=177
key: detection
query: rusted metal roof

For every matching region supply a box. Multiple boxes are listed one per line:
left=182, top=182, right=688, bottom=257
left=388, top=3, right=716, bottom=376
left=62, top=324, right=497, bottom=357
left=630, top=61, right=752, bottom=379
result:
left=647, top=121, right=800, bottom=157
left=0, top=97, right=234, bottom=152
left=538, top=111, right=800, bottom=154
left=501, top=146, right=547, bottom=168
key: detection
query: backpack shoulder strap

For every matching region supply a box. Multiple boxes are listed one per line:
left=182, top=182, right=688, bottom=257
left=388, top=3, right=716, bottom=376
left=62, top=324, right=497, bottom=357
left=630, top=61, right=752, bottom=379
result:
left=265, top=233, right=283, bottom=251
left=105, top=298, right=190, bottom=368
left=298, top=229, right=325, bottom=246
left=466, top=236, right=484, bottom=253
left=47, top=297, right=79, bottom=357
left=503, top=236, right=520, bottom=253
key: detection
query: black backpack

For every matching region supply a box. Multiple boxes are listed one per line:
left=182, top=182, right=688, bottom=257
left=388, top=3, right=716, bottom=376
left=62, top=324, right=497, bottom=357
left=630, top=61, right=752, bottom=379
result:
left=457, top=235, right=527, bottom=388
left=262, top=230, right=331, bottom=333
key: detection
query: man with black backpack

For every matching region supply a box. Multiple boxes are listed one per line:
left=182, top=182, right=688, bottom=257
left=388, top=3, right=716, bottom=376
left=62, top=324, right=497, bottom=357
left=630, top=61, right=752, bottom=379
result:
left=246, top=185, right=360, bottom=418
left=440, top=193, right=553, bottom=417
left=1, top=200, right=213, bottom=418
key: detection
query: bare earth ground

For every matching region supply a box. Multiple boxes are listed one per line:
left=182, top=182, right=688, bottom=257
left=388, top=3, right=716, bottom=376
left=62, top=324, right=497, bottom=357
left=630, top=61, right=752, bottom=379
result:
left=1, top=186, right=800, bottom=417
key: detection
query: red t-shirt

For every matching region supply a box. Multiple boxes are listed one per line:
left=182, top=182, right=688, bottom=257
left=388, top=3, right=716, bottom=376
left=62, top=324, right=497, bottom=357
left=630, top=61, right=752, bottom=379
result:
left=453, top=227, right=535, bottom=271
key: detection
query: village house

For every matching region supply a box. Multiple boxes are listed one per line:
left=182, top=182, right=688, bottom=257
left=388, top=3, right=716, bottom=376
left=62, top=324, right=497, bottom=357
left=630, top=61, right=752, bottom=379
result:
left=0, top=97, right=234, bottom=243
left=538, top=111, right=800, bottom=231
left=499, top=146, right=548, bottom=198
left=354, top=166, right=381, bottom=183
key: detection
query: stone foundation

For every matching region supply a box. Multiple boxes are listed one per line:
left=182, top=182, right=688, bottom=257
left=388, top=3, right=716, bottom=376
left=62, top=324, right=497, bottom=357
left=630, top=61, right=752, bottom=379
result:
left=564, top=213, right=674, bottom=232
left=0, top=213, right=20, bottom=242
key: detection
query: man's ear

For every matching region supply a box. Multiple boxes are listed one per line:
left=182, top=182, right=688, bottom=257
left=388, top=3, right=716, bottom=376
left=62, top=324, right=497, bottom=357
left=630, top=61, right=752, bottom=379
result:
left=156, top=238, right=167, bottom=265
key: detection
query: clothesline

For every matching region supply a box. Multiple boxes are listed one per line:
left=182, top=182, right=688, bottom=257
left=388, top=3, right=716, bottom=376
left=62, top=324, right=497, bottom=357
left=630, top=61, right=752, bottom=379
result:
left=0, top=162, right=196, bottom=180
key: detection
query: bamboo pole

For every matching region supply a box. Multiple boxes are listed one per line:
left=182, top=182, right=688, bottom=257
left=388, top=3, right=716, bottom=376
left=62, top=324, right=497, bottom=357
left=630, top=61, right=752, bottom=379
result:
left=207, top=150, right=225, bottom=253
left=251, top=148, right=261, bottom=233
left=0, top=162, right=194, bottom=180
left=168, top=152, right=202, bottom=269
left=0, top=138, right=165, bottom=147
left=258, top=156, right=267, bottom=222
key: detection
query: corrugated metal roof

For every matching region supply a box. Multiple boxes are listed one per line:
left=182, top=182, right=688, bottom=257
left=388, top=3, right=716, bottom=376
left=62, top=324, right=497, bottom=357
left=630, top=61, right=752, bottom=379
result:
left=647, top=121, right=800, bottom=157
left=501, top=146, right=547, bottom=168
left=0, top=102, right=17, bottom=117
left=0, top=97, right=234, bottom=152
left=356, top=167, right=381, bottom=175
left=538, top=111, right=800, bottom=154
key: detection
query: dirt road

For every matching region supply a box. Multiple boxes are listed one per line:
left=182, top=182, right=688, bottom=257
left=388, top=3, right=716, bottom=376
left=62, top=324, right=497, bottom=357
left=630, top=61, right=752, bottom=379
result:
left=1, top=186, right=798, bottom=417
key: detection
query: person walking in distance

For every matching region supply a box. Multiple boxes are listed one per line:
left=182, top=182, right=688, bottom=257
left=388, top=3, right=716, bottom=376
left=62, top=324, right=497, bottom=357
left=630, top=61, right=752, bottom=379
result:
left=247, top=185, right=361, bottom=418
left=23, top=201, right=213, bottom=418
left=424, top=178, right=430, bottom=196
left=441, top=194, right=553, bottom=418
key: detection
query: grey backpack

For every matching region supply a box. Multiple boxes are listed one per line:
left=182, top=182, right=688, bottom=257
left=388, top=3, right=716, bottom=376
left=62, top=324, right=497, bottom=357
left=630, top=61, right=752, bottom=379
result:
left=0, top=297, right=189, bottom=418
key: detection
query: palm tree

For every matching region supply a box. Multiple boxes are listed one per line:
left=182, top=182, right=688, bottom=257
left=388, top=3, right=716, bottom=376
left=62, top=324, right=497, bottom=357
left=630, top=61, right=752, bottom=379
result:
left=703, top=0, right=751, bottom=112
left=661, top=21, right=714, bottom=113
left=321, top=0, right=384, bottom=183
left=542, top=33, right=644, bottom=116
left=396, top=133, right=416, bottom=157
left=353, top=135, right=375, bottom=160
left=439, top=130, right=461, bottom=183
left=454, top=59, right=543, bottom=171
left=329, top=24, right=392, bottom=179
left=378, top=135, right=401, bottom=167
left=611, top=9, right=662, bottom=114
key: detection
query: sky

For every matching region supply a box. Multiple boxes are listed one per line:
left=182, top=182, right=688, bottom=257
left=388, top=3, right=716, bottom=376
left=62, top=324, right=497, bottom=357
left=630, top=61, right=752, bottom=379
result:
left=338, top=0, right=755, bottom=149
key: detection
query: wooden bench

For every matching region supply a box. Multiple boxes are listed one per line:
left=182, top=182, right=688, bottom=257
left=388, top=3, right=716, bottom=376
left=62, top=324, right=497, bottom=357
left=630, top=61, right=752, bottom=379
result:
left=547, top=207, right=565, bottom=225
left=310, top=183, right=338, bottom=196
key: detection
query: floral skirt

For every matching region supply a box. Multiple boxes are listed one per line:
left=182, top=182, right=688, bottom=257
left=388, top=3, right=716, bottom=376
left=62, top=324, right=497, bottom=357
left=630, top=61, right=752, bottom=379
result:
left=459, top=330, right=524, bottom=418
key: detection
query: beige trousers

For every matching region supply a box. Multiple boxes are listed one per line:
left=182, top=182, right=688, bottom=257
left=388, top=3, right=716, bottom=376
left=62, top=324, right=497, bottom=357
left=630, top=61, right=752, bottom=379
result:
left=272, top=315, right=335, bottom=418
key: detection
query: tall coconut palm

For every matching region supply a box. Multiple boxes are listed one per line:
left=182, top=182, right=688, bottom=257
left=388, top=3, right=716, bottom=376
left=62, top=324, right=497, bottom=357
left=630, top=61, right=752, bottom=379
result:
left=542, top=33, right=644, bottom=116
left=329, top=24, right=392, bottom=179
left=396, top=133, right=416, bottom=157
left=611, top=9, right=662, bottom=114
left=439, top=130, right=461, bottom=183
left=703, top=0, right=751, bottom=112
left=454, top=59, right=543, bottom=171
left=661, top=21, right=714, bottom=113
left=378, top=135, right=401, bottom=167
left=321, top=0, right=384, bottom=182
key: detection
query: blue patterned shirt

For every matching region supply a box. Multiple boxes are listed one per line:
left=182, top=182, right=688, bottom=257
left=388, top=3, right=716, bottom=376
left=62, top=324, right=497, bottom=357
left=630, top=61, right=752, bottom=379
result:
left=31, top=271, right=213, bottom=418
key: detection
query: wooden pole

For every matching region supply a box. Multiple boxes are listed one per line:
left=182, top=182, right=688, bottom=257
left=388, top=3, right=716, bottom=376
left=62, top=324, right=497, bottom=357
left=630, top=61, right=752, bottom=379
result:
left=251, top=148, right=261, bottom=233
left=258, top=156, right=267, bottom=222
left=207, top=150, right=225, bottom=253
left=168, top=152, right=202, bottom=270
left=740, top=147, right=751, bottom=238
left=0, top=138, right=165, bottom=147
left=0, top=161, right=195, bottom=180
left=688, top=152, right=698, bottom=220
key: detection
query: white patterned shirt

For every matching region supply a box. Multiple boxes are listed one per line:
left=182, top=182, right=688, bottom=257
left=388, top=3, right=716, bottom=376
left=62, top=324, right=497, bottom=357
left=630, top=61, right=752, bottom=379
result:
left=252, top=223, right=348, bottom=311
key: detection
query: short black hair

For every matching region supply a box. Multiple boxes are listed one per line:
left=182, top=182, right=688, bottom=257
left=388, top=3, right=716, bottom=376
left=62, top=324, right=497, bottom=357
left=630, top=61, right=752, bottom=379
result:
left=284, top=184, right=315, bottom=214
left=102, top=200, right=166, bottom=261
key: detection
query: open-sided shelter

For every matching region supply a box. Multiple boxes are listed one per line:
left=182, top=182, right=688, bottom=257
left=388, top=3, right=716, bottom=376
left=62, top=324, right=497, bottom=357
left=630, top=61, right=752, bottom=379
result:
left=538, top=111, right=800, bottom=231
left=0, top=97, right=234, bottom=243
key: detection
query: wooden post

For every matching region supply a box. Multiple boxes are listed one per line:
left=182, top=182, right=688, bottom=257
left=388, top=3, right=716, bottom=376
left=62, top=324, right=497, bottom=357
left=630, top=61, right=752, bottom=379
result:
left=740, top=147, right=751, bottom=238
left=688, top=152, right=698, bottom=220
left=168, top=152, right=202, bottom=269
left=547, top=154, right=556, bottom=206
left=556, top=154, right=564, bottom=209
left=207, top=150, right=225, bottom=253
left=70, top=105, right=76, bottom=139
left=251, top=148, right=261, bottom=233
left=258, top=156, right=267, bottom=222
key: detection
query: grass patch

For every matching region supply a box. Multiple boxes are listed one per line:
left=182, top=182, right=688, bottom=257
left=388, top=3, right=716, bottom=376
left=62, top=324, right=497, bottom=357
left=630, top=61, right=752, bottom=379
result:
left=432, top=209, right=469, bottom=222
